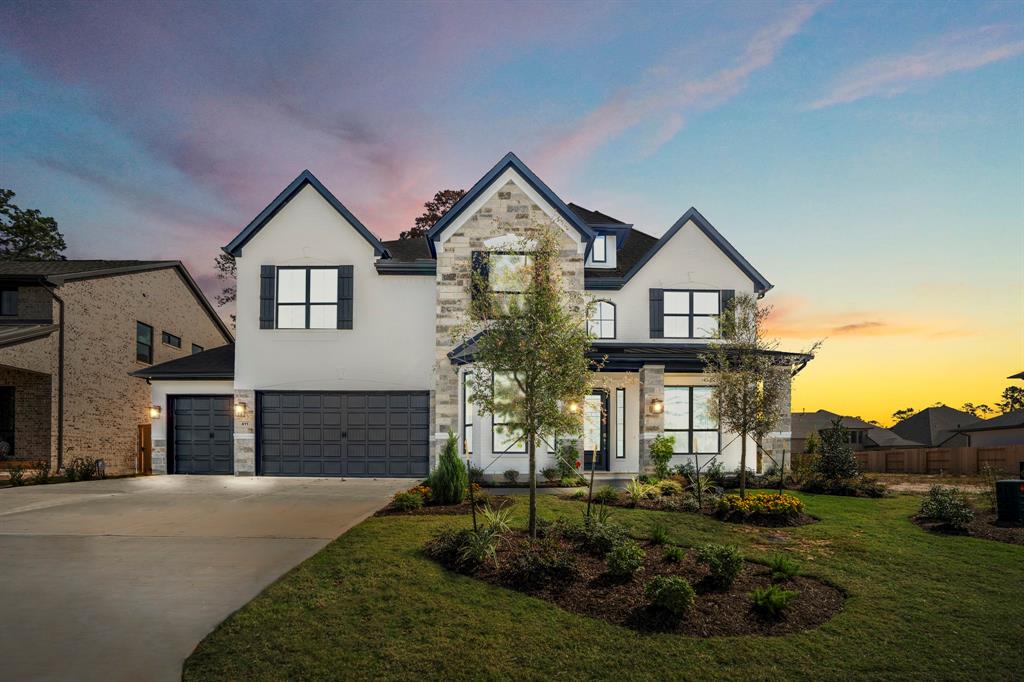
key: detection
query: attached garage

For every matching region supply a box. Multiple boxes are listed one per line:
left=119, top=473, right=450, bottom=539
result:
left=258, top=391, right=429, bottom=477
left=170, top=395, right=234, bottom=474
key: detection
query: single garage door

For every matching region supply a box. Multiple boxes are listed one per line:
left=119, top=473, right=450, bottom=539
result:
left=259, top=391, right=429, bottom=477
left=170, top=395, right=234, bottom=474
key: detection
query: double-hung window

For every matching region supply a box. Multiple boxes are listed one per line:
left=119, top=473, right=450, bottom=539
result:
left=0, top=288, right=17, bottom=316
left=664, top=386, right=719, bottom=454
left=136, top=322, right=153, bottom=363
left=491, top=371, right=526, bottom=454
left=277, top=267, right=337, bottom=329
left=489, top=253, right=529, bottom=313
left=663, top=290, right=720, bottom=339
left=587, top=300, right=616, bottom=339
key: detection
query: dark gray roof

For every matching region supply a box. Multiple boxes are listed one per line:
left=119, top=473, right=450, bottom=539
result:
left=567, top=203, right=627, bottom=226
left=131, top=344, right=235, bottom=379
left=792, top=410, right=922, bottom=448
left=890, top=406, right=981, bottom=447
left=381, top=237, right=432, bottom=262
left=958, top=409, right=1024, bottom=432
left=0, top=260, right=171, bottom=279
left=584, top=228, right=659, bottom=280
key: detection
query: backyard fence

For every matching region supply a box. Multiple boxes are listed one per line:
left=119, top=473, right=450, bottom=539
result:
left=796, top=445, right=1024, bottom=476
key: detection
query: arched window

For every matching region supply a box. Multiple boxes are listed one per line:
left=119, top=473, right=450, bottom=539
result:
left=587, top=300, right=616, bottom=339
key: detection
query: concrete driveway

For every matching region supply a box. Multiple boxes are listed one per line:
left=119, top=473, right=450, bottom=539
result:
left=0, top=475, right=408, bottom=682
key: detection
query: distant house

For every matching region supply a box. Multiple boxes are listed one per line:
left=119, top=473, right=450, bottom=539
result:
left=792, top=410, right=921, bottom=454
left=957, top=410, right=1024, bottom=447
left=890, top=405, right=981, bottom=448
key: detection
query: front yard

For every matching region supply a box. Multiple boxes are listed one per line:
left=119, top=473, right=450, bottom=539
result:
left=184, top=491, right=1023, bottom=681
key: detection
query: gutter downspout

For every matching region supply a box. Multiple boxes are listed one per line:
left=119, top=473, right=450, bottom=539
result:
left=44, top=285, right=65, bottom=471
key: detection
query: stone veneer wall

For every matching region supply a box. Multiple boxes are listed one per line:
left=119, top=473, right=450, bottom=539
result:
left=432, top=179, right=585, bottom=468
left=233, top=388, right=257, bottom=475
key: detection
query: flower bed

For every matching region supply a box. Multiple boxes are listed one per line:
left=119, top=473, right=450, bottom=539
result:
left=716, top=492, right=808, bottom=526
left=376, top=483, right=513, bottom=517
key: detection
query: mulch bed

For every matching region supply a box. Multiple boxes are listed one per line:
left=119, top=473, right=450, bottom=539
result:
left=913, top=509, right=1024, bottom=546
left=375, top=496, right=516, bottom=517
left=561, top=494, right=818, bottom=528
left=460, top=533, right=844, bottom=637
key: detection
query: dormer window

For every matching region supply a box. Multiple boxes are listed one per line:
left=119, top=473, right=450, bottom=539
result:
left=592, top=235, right=607, bottom=263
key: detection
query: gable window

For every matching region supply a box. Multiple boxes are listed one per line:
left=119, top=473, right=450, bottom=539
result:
left=664, top=386, right=719, bottom=454
left=491, top=371, right=526, bottom=454
left=663, top=290, right=720, bottom=339
left=277, top=267, right=337, bottom=329
left=136, top=322, right=153, bottom=363
left=191, top=344, right=204, bottom=355
left=474, top=251, right=531, bottom=316
left=161, top=331, right=181, bottom=348
left=592, top=235, right=607, bottom=263
left=587, top=300, right=616, bottom=339
left=0, top=289, right=17, bottom=316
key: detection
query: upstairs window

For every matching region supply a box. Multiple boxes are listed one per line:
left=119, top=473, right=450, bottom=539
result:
left=277, top=267, right=338, bottom=329
left=587, top=300, right=616, bottom=339
left=663, top=290, right=720, bottom=339
left=191, top=344, right=204, bottom=355
left=592, top=235, right=607, bottom=263
left=0, top=289, right=17, bottom=316
left=473, top=251, right=530, bottom=317
left=664, top=386, right=719, bottom=454
left=136, top=322, right=153, bottom=363
left=161, top=331, right=181, bottom=348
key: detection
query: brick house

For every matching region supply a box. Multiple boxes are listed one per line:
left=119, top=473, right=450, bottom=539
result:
left=138, top=153, right=810, bottom=479
left=0, top=261, right=233, bottom=475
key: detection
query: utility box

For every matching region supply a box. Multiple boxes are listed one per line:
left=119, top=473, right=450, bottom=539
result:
left=995, top=480, right=1024, bottom=524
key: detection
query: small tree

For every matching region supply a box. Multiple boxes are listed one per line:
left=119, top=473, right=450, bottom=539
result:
left=432, top=431, right=468, bottom=505
left=815, top=419, right=859, bottom=483
left=701, top=293, right=818, bottom=498
left=0, top=189, right=67, bottom=260
left=649, top=435, right=675, bottom=480
left=458, top=225, right=593, bottom=538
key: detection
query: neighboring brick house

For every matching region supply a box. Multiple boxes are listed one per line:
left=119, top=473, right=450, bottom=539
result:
left=138, top=152, right=810, bottom=479
left=0, top=261, right=233, bottom=475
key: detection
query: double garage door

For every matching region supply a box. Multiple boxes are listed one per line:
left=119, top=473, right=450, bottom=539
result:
left=258, top=391, right=429, bottom=477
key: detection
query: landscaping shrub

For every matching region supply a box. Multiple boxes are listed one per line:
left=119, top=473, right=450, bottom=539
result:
left=750, top=584, right=798, bottom=618
left=680, top=495, right=701, bottom=513
left=696, top=544, right=743, bottom=589
left=649, top=435, right=675, bottom=480
left=431, top=432, right=468, bottom=505
left=662, top=545, right=685, bottom=563
left=503, top=537, right=579, bottom=587
left=625, top=478, right=657, bottom=504
left=64, top=457, right=98, bottom=483
left=606, top=539, right=645, bottom=578
left=594, top=485, right=620, bottom=505
left=571, top=489, right=586, bottom=500
left=649, top=521, right=670, bottom=545
left=717, top=492, right=804, bottom=519
left=559, top=516, right=627, bottom=556
left=468, top=465, right=485, bottom=484
left=424, top=527, right=475, bottom=571
left=919, top=485, right=974, bottom=530
left=503, top=469, right=520, bottom=484
left=391, top=491, right=424, bottom=511
left=657, top=479, right=683, bottom=496
left=767, top=554, right=800, bottom=582
left=30, top=460, right=51, bottom=485
left=541, top=467, right=560, bottom=483
left=459, top=526, right=501, bottom=568
left=481, top=504, right=513, bottom=533
left=810, top=420, right=859, bottom=491
left=554, top=441, right=583, bottom=485
left=7, top=465, right=26, bottom=486
left=645, top=575, right=695, bottom=616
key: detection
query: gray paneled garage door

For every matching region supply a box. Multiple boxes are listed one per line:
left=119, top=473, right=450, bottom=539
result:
left=171, top=395, right=234, bottom=474
left=258, top=391, right=429, bottom=477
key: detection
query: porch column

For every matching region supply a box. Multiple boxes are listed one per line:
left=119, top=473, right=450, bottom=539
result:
left=233, top=388, right=256, bottom=476
left=638, top=364, right=665, bottom=474
left=763, top=366, right=793, bottom=471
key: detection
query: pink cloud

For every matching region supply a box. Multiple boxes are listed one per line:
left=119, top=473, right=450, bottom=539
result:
left=539, top=2, right=823, bottom=172
left=809, top=26, right=1024, bottom=109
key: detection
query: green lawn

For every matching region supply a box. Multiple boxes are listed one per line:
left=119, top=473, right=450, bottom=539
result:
left=184, top=492, right=1023, bottom=681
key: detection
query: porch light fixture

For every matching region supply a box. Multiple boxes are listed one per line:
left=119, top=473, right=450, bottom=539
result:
left=649, top=398, right=664, bottom=415
left=234, top=401, right=248, bottom=418
left=149, top=405, right=161, bottom=419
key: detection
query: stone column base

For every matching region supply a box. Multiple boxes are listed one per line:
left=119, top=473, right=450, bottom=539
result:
left=233, top=389, right=256, bottom=476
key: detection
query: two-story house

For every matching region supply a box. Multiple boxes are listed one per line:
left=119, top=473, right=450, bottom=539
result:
left=0, top=260, right=233, bottom=475
left=137, top=153, right=809, bottom=479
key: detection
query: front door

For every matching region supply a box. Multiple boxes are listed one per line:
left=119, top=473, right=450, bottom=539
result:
left=583, top=390, right=609, bottom=471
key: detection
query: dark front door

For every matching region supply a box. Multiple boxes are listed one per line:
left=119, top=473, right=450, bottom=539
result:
left=258, top=391, right=429, bottom=477
left=170, top=396, right=234, bottom=474
left=583, top=390, right=609, bottom=471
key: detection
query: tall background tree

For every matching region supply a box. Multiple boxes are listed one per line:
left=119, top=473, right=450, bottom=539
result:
left=891, top=407, right=916, bottom=425
left=400, top=189, right=465, bottom=240
left=0, top=189, right=67, bottom=260
left=213, top=253, right=236, bottom=306
left=458, top=226, right=592, bottom=537
left=996, top=386, right=1024, bottom=413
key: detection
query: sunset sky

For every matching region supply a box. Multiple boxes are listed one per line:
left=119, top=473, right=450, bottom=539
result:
left=1, top=0, right=1021, bottom=424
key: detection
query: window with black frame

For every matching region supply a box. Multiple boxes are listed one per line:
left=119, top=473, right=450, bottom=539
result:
left=663, top=290, right=720, bottom=339
left=136, top=322, right=153, bottom=363
left=276, top=266, right=338, bottom=329
left=664, top=386, right=719, bottom=454
left=0, top=289, right=17, bottom=316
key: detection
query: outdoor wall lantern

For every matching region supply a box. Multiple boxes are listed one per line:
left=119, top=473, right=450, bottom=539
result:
left=567, top=401, right=580, bottom=414
left=649, top=398, right=664, bottom=415
left=234, top=401, right=248, bottom=418
left=149, top=405, right=161, bottom=419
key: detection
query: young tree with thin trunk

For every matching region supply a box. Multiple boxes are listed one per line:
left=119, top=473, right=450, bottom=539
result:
left=701, top=293, right=818, bottom=498
left=457, top=225, right=593, bottom=538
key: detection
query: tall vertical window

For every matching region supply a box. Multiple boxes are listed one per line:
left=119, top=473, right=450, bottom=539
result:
left=462, top=372, right=473, bottom=456
left=587, top=300, right=616, bottom=339
left=616, top=387, right=625, bottom=458
left=277, top=267, right=337, bottom=329
left=664, top=386, right=719, bottom=454
left=136, top=322, right=153, bottom=363
left=489, top=253, right=529, bottom=312
left=491, top=372, right=526, bottom=454
left=663, top=290, right=720, bottom=339
left=0, top=289, right=17, bottom=316
left=592, top=235, right=607, bottom=263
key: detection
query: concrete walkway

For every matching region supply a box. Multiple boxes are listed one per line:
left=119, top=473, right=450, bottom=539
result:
left=0, top=475, right=408, bottom=682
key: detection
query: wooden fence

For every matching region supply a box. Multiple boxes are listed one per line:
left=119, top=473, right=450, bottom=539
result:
left=846, top=445, right=1024, bottom=476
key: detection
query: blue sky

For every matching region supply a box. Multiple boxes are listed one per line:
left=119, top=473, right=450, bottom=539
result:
left=1, top=0, right=1021, bottom=420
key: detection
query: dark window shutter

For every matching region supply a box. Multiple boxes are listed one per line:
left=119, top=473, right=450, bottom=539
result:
left=649, top=288, right=663, bottom=339
left=337, top=265, right=353, bottom=329
left=259, top=265, right=275, bottom=329
left=721, top=289, right=735, bottom=313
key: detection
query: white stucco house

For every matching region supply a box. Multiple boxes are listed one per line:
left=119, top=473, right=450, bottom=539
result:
left=135, top=152, right=809, bottom=479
